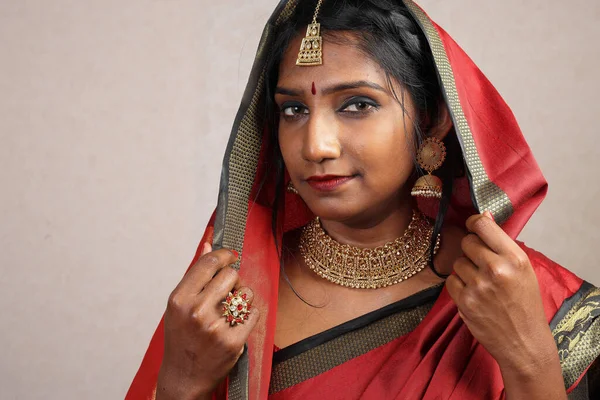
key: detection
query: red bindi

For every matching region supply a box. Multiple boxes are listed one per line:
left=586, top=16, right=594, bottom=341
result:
left=311, top=81, right=316, bottom=95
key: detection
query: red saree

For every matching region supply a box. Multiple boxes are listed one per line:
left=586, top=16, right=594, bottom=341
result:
left=126, top=1, right=600, bottom=399
left=267, top=245, right=589, bottom=399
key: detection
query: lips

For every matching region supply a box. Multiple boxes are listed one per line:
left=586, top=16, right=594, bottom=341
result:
left=306, top=175, right=355, bottom=192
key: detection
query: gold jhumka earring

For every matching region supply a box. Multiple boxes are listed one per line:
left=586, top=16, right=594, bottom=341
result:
left=411, top=137, right=447, bottom=199
left=296, top=0, right=324, bottom=66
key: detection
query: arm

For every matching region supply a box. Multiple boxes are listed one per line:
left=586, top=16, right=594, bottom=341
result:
left=499, top=341, right=566, bottom=400
left=446, top=212, right=567, bottom=399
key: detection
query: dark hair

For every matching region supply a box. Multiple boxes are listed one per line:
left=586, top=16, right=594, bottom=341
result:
left=262, top=0, right=462, bottom=283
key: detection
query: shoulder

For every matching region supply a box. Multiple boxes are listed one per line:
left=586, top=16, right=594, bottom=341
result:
left=517, top=241, right=583, bottom=299
left=516, top=242, right=585, bottom=321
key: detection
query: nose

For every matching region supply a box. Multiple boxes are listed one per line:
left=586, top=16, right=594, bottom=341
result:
left=301, top=110, right=341, bottom=163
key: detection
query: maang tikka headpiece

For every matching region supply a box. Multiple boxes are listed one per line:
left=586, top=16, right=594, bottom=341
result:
left=296, top=0, right=324, bottom=66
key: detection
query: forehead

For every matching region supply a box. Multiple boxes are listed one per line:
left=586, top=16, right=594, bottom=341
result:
left=278, top=32, right=387, bottom=87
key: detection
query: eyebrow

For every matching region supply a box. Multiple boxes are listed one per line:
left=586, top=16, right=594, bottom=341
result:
left=275, top=80, right=387, bottom=96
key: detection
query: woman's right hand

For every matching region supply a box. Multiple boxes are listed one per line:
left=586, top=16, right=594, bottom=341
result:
left=155, top=244, right=259, bottom=400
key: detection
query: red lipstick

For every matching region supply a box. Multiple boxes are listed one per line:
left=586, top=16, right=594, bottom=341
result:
left=306, top=175, right=354, bottom=192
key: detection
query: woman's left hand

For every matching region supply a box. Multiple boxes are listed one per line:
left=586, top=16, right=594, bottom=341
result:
left=445, top=211, right=559, bottom=378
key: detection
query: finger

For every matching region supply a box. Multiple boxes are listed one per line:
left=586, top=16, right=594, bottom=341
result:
left=235, top=286, right=255, bottom=305
left=175, top=248, right=239, bottom=295
left=201, top=265, right=241, bottom=301
left=465, top=212, right=521, bottom=256
left=214, top=310, right=260, bottom=369
left=445, top=274, right=465, bottom=304
left=461, top=233, right=501, bottom=270
left=200, top=242, right=212, bottom=256
left=453, top=256, right=480, bottom=286
left=238, top=299, right=260, bottom=330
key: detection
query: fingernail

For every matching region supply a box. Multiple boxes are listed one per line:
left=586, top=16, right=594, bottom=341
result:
left=231, top=250, right=239, bottom=259
left=484, top=210, right=495, bottom=222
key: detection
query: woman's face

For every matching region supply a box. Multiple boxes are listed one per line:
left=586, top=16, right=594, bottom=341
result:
left=275, top=33, right=418, bottom=224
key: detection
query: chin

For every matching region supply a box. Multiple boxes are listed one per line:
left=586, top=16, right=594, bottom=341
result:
left=303, top=190, right=412, bottom=225
left=303, top=198, right=375, bottom=224
left=302, top=198, right=350, bottom=220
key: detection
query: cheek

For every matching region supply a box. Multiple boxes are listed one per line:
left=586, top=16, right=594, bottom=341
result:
left=351, top=118, right=416, bottom=178
left=367, top=146, right=415, bottom=192
left=278, top=130, right=300, bottom=170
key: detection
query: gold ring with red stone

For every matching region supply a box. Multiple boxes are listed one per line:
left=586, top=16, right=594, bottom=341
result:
left=222, top=290, right=251, bottom=326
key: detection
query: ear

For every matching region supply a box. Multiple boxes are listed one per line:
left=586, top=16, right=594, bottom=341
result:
left=428, top=102, right=453, bottom=140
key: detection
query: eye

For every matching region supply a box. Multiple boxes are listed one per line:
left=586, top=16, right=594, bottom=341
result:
left=281, top=103, right=309, bottom=118
left=339, top=97, right=379, bottom=114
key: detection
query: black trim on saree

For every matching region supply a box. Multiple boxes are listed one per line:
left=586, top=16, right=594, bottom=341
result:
left=269, top=284, right=443, bottom=394
left=550, top=281, right=600, bottom=390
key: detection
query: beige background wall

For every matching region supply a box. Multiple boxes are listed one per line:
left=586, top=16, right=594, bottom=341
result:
left=1, top=0, right=598, bottom=399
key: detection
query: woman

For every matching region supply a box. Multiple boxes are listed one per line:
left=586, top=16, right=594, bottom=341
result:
left=126, top=0, right=600, bottom=399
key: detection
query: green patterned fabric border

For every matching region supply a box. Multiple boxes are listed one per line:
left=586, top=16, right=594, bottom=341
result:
left=402, top=0, right=514, bottom=224
left=269, top=302, right=433, bottom=394
left=223, top=2, right=300, bottom=398
left=553, top=286, right=600, bottom=389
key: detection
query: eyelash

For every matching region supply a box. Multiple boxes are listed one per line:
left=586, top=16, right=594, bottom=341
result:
left=280, top=97, right=380, bottom=120
left=280, top=103, right=308, bottom=119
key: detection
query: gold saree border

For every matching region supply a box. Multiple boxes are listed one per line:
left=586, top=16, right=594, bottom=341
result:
left=552, top=285, right=600, bottom=389
left=403, top=0, right=514, bottom=224
left=269, top=302, right=434, bottom=394
left=222, top=3, right=299, bottom=399
left=219, top=0, right=298, bottom=268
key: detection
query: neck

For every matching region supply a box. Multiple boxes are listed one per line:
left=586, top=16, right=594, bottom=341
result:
left=318, top=196, right=414, bottom=249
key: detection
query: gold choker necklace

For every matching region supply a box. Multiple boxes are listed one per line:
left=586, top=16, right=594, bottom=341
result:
left=299, top=211, right=440, bottom=289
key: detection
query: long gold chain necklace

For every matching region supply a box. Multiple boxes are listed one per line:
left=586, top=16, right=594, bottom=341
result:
left=299, top=210, right=440, bottom=289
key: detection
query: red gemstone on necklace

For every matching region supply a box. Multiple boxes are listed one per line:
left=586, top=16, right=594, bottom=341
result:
left=227, top=315, right=233, bottom=322
left=242, top=294, right=247, bottom=300
left=237, top=304, right=243, bottom=310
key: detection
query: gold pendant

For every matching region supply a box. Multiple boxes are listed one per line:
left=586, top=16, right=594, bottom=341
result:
left=296, top=23, right=323, bottom=66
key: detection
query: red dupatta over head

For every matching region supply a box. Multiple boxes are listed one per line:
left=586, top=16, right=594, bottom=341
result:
left=127, top=1, right=598, bottom=399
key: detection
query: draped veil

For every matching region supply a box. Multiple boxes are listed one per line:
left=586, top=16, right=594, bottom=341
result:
left=126, top=1, right=600, bottom=399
